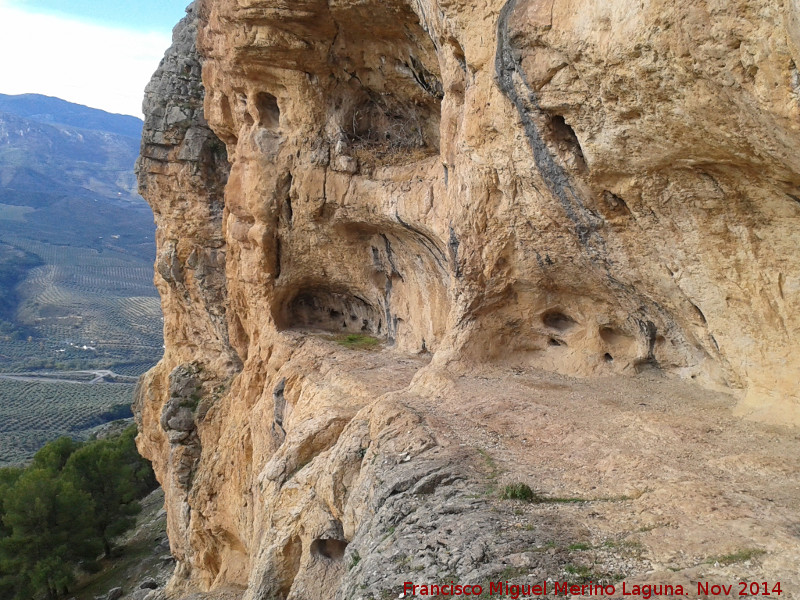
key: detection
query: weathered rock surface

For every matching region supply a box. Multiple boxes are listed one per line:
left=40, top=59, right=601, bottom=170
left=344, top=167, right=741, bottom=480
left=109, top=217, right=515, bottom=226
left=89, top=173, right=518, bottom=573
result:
left=135, top=1, right=800, bottom=599
left=135, top=3, right=240, bottom=576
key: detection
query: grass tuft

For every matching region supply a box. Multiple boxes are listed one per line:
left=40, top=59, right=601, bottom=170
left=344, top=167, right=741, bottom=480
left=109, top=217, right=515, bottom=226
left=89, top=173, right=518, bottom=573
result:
left=710, top=548, right=766, bottom=565
left=498, top=565, right=528, bottom=579
left=568, top=543, right=591, bottom=551
left=500, top=482, right=587, bottom=504
left=501, top=483, right=535, bottom=502
left=565, top=564, right=625, bottom=584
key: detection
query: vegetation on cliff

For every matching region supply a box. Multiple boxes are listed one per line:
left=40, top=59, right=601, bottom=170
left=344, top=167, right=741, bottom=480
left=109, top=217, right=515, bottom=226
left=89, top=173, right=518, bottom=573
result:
left=0, top=426, right=157, bottom=600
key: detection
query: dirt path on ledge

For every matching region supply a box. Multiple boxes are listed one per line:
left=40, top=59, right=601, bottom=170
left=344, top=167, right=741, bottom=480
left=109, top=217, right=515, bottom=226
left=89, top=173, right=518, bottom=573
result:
left=401, top=364, right=800, bottom=597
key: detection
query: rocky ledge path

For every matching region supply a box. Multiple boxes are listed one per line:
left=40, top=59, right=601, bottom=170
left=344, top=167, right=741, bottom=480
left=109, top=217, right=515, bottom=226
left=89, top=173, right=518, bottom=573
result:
left=391, top=361, right=800, bottom=597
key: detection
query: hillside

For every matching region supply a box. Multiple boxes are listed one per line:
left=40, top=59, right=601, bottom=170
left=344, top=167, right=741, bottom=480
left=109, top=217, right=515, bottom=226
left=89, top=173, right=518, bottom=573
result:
left=0, top=95, right=142, bottom=210
left=0, top=93, right=144, bottom=139
left=0, top=95, right=162, bottom=465
left=134, top=1, right=800, bottom=600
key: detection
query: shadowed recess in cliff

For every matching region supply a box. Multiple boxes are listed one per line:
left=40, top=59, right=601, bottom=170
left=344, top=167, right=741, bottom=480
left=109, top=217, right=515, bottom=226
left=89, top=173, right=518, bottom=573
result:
left=282, top=289, right=382, bottom=335
left=325, top=0, right=443, bottom=169
left=270, top=222, right=450, bottom=353
left=310, top=538, right=348, bottom=561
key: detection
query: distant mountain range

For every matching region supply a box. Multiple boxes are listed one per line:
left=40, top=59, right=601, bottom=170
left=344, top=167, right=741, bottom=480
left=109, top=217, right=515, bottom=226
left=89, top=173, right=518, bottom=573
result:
left=0, top=93, right=162, bottom=375
left=0, top=93, right=143, bottom=138
left=0, top=93, right=143, bottom=213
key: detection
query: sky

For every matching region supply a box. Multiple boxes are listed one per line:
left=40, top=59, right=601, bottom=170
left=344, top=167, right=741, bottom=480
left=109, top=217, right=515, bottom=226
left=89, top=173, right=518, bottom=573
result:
left=0, top=0, right=190, bottom=117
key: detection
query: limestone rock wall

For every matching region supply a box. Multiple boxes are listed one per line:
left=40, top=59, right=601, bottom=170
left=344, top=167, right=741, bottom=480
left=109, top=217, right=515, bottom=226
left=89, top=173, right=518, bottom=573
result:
left=135, top=0, right=800, bottom=597
left=191, top=0, right=800, bottom=417
left=135, top=3, right=240, bottom=577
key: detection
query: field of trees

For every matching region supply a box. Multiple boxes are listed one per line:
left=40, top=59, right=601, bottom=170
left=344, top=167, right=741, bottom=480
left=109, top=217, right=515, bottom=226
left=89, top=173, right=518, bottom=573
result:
left=0, top=230, right=160, bottom=466
left=1, top=235, right=162, bottom=371
left=0, top=379, right=137, bottom=466
left=0, top=94, right=164, bottom=466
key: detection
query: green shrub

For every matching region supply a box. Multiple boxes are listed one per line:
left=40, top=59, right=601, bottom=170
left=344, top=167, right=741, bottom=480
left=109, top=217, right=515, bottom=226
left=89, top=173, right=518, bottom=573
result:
left=0, top=426, right=157, bottom=599
left=501, top=483, right=535, bottom=501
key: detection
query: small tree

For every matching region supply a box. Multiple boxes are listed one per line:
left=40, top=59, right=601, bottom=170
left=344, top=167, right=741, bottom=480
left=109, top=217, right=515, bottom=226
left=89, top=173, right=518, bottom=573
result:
left=31, top=437, right=80, bottom=473
left=0, top=467, right=24, bottom=598
left=115, top=426, right=158, bottom=498
left=0, top=426, right=157, bottom=597
left=0, top=469, right=100, bottom=600
left=63, top=437, right=141, bottom=557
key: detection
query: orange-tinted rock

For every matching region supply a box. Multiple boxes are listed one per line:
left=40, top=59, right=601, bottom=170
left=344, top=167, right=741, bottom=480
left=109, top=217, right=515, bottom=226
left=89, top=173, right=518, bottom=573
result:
left=136, top=0, right=800, bottom=597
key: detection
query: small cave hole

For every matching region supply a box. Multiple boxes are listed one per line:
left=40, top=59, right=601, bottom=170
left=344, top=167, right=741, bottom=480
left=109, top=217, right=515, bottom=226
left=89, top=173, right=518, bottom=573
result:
left=603, top=353, right=614, bottom=362
left=691, top=302, right=708, bottom=325
left=601, top=191, right=631, bottom=216
left=548, top=115, right=587, bottom=171
left=599, top=326, right=625, bottom=344
left=542, top=310, right=577, bottom=332
left=220, top=95, right=234, bottom=129
left=310, top=538, right=348, bottom=561
left=254, top=92, right=281, bottom=129
left=548, top=337, right=565, bottom=347
left=284, top=194, right=293, bottom=226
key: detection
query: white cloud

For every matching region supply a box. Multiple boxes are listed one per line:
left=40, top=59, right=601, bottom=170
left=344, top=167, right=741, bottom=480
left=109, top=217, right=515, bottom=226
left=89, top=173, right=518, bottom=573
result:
left=0, top=3, right=172, bottom=117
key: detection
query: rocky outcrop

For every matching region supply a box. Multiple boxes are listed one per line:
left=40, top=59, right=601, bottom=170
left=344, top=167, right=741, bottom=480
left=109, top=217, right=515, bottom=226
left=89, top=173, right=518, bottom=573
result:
left=135, top=3, right=239, bottom=577
left=135, top=0, right=800, bottom=598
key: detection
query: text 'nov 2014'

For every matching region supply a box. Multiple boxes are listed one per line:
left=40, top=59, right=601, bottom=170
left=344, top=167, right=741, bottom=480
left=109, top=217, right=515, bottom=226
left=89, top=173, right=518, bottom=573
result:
left=401, top=580, right=784, bottom=598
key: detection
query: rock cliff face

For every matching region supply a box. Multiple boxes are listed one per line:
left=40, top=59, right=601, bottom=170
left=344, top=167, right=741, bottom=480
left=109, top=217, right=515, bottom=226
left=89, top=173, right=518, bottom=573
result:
left=136, top=1, right=800, bottom=598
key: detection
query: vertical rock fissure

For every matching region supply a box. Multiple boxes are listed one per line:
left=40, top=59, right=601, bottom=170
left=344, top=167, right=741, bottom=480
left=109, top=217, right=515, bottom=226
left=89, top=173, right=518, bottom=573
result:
left=494, top=0, right=606, bottom=260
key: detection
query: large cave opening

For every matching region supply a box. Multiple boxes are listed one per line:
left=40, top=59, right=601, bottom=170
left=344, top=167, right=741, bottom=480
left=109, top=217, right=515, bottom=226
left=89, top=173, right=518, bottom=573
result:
left=279, top=288, right=384, bottom=337
left=270, top=223, right=451, bottom=352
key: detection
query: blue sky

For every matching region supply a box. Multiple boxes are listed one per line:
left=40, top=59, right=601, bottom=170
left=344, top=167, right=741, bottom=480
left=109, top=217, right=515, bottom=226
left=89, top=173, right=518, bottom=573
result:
left=0, top=0, right=190, bottom=117
left=12, top=0, right=189, bottom=32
